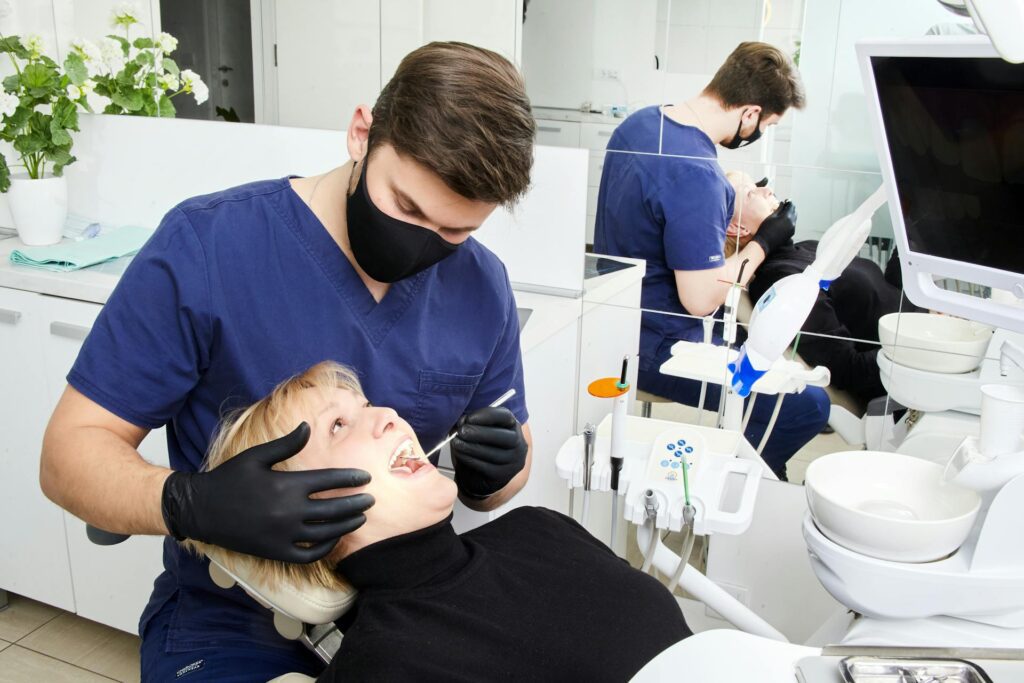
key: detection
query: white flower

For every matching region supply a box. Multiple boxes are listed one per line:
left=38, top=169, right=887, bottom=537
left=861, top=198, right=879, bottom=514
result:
left=0, top=91, right=19, bottom=118
left=24, top=34, right=45, bottom=58
left=69, top=38, right=107, bottom=76
left=180, top=69, right=208, bottom=105
left=157, top=72, right=179, bottom=91
left=81, top=79, right=97, bottom=95
left=100, top=37, right=126, bottom=75
left=110, top=2, right=141, bottom=28
left=66, top=84, right=82, bottom=100
left=156, top=32, right=178, bottom=53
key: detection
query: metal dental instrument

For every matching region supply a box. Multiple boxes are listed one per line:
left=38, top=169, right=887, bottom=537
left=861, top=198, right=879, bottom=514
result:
left=581, top=423, right=595, bottom=525
left=425, top=388, right=517, bottom=460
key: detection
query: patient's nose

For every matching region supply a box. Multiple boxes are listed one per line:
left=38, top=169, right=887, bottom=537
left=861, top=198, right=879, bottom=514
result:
left=370, top=407, right=400, bottom=437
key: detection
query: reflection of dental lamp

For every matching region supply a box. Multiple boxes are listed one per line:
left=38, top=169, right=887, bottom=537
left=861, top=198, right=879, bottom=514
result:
left=938, top=0, right=1024, bottom=63
left=728, top=186, right=888, bottom=396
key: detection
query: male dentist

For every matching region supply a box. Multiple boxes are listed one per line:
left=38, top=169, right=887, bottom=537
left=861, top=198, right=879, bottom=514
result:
left=41, top=42, right=535, bottom=680
left=595, top=42, right=828, bottom=479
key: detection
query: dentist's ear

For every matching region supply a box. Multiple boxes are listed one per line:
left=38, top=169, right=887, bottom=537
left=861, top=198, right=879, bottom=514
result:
left=346, top=105, right=374, bottom=161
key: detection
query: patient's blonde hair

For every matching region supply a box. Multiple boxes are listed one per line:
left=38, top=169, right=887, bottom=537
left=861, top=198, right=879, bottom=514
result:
left=183, top=361, right=363, bottom=592
left=724, top=170, right=749, bottom=258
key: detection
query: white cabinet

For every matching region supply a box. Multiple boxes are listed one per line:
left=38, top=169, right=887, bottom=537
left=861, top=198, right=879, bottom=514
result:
left=535, top=120, right=581, bottom=148
left=39, top=295, right=168, bottom=635
left=274, top=0, right=382, bottom=129
left=0, top=288, right=76, bottom=611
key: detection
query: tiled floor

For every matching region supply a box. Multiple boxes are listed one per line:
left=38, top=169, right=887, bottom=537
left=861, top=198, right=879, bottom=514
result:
left=0, top=594, right=139, bottom=683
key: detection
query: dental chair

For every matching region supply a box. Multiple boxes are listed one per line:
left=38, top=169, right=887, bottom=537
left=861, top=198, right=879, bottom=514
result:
left=86, top=525, right=355, bottom=683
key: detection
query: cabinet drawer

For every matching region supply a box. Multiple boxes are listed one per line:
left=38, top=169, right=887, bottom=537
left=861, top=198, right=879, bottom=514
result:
left=535, top=119, right=581, bottom=148
left=580, top=122, right=618, bottom=151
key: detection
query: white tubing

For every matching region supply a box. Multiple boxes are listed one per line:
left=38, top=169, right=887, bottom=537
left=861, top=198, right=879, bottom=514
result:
left=640, top=519, right=658, bottom=573
left=636, top=522, right=788, bottom=642
left=666, top=526, right=696, bottom=594
left=756, top=393, right=785, bottom=456
left=581, top=491, right=591, bottom=527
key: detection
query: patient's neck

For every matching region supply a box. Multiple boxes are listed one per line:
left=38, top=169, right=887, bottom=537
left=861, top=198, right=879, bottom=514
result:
left=335, top=514, right=468, bottom=591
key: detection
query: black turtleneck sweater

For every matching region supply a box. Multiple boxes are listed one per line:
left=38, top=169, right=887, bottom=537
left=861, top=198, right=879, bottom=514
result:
left=318, top=506, right=691, bottom=682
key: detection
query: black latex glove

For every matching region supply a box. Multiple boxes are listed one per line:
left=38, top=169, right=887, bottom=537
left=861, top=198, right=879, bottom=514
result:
left=450, top=406, right=528, bottom=500
left=752, top=200, right=797, bottom=255
left=161, top=423, right=374, bottom=564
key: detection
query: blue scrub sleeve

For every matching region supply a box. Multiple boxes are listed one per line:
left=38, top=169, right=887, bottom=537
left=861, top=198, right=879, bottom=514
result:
left=67, top=209, right=212, bottom=430
left=656, top=168, right=731, bottom=272
left=467, top=277, right=529, bottom=425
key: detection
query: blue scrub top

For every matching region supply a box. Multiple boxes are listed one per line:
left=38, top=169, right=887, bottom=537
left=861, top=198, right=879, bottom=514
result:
left=594, top=105, right=734, bottom=370
left=68, top=177, right=528, bottom=645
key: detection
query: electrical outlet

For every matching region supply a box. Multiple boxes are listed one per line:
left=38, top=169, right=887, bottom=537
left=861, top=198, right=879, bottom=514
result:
left=704, top=581, right=750, bottom=621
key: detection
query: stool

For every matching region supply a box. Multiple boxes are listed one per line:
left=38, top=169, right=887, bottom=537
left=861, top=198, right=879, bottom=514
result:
left=636, top=390, right=673, bottom=418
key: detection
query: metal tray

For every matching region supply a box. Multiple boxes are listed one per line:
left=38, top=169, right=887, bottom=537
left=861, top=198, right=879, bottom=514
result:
left=840, top=656, right=993, bottom=683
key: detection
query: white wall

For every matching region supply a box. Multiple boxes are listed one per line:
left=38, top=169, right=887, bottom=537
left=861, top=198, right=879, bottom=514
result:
left=786, top=0, right=970, bottom=239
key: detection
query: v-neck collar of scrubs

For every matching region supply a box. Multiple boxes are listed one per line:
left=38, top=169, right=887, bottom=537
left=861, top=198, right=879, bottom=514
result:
left=276, top=166, right=427, bottom=345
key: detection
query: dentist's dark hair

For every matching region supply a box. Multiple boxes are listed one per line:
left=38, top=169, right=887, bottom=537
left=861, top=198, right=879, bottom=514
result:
left=705, top=41, right=806, bottom=116
left=368, top=41, right=536, bottom=206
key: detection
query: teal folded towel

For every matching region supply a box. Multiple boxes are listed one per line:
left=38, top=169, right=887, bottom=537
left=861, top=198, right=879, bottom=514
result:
left=10, top=226, right=153, bottom=272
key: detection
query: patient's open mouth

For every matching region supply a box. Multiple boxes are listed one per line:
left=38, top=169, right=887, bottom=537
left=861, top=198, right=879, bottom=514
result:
left=388, top=439, right=427, bottom=476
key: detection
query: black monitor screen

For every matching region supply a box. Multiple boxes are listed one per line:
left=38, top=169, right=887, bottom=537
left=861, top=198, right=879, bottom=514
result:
left=871, top=55, right=1024, bottom=275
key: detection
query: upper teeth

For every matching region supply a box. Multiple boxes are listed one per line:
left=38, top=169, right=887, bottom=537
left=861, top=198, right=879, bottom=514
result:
left=389, top=439, right=421, bottom=469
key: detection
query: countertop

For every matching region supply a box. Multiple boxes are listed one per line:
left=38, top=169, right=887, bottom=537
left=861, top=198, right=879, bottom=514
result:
left=532, top=106, right=625, bottom=126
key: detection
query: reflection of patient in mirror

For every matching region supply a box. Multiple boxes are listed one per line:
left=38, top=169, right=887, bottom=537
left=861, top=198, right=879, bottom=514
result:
left=186, top=361, right=691, bottom=681
left=724, top=171, right=920, bottom=408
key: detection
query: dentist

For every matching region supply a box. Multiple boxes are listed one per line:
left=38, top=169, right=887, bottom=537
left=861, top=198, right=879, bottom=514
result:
left=40, top=42, right=535, bottom=680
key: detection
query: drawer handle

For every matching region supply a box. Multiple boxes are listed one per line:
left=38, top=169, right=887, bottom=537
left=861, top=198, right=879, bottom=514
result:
left=50, top=321, right=91, bottom=341
left=537, top=125, right=562, bottom=133
left=0, top=308, right=21, bottom=325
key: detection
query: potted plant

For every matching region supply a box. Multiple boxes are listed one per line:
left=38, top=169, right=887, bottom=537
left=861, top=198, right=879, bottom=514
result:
left=65, top=4, right=208, bottom=118
left=0, top=34, right=79, bottom=246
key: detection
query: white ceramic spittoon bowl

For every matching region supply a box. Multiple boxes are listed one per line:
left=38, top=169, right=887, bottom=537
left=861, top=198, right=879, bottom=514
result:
left=805, top=451, right=981, bottom=563
left=878, top=312, right=993, bottom=374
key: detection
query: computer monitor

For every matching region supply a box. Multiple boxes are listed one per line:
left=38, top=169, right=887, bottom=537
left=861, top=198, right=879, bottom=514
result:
left=858, top=36, right=1024, bottom=333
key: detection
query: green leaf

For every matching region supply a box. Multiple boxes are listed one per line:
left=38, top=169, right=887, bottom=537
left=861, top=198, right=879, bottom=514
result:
left=51, top=98, right=78, bottom=130
left=135, top=51, right=154, bottom=67
left=157, top=94, right=176, bottom=117
left=106, top=34, right=130, bottom=56
left=2, top=73, right=19, bottom=93
left=0, top=36, right=28, bottom=60
left=21, top=63, right=57, bottom=93
left=13, top=132, right=46, bottom=156
left=0, top=154, right=10, bottom=193
left=64, top=53, right=88, bottom=86
left=111, top=88, right=144, bottom=112
left=49, top=123, right=71, bottom=147
left=132, top=37, right=154, bottom=49
left=162, top=58, right=179, bottom=76
left=4, top=105, right=31, bottom=134
left=48, top=147, right=75, bottom=176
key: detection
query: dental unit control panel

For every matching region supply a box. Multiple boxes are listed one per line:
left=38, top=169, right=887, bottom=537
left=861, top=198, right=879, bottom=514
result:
left=556, top=416, right=762, bottom=537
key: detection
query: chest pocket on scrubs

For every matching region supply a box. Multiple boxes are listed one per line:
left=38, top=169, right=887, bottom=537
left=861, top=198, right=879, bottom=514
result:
left=410, top=370, right=483, bottom=449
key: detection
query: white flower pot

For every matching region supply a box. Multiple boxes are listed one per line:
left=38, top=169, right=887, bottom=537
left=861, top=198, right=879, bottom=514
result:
left=8, top=174, right=68, bottom=246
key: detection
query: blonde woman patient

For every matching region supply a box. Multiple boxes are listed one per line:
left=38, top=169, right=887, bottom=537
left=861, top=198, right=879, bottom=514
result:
left=186, top=361, right=691, bottom=682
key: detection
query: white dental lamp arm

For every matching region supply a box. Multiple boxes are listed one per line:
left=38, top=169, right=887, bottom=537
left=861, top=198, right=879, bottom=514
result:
left=728, top=186, right=887, bottom=396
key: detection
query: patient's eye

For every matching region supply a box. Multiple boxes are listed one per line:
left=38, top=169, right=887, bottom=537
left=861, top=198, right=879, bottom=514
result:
left=331, top=418, right=347, bottom=435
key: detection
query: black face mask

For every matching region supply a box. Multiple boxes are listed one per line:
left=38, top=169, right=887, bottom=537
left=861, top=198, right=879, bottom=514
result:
left=346, top=160, right=459, bottom=283
left=722, top=109, right=764, bottom=149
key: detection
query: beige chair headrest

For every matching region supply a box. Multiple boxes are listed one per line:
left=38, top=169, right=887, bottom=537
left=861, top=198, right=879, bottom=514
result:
left=206, top=548, right=357, bottom=626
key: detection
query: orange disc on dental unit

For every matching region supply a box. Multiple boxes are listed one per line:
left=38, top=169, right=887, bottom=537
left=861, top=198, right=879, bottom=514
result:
left=588, top=377, right=629, bottom=398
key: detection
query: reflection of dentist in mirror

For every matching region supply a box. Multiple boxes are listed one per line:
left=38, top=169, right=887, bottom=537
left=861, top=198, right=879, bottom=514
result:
left=594, top=42, right=829, bottom=479
left=40, top=42, right=536, bottom=680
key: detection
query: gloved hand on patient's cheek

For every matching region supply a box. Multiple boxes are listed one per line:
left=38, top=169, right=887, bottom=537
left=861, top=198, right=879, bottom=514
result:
left=753, top=200, right=798, bottom=255
left=161, top=422, right=375, bottom=564
left=451, top=406, right=528, bottom=500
